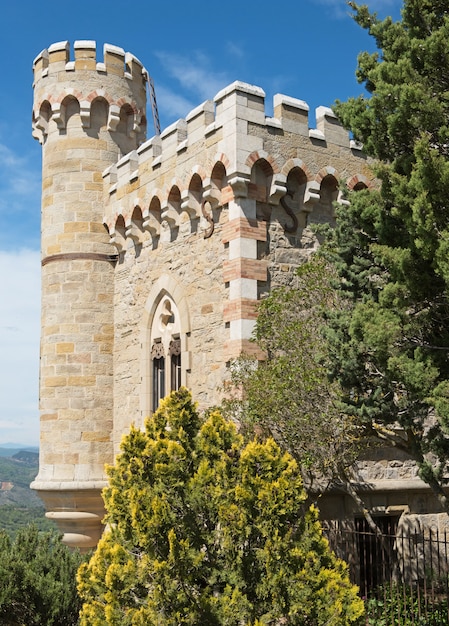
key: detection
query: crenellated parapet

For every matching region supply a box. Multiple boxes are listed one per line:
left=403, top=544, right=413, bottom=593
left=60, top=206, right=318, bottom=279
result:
left=32, top=41, right=147, bottom=146
left=101, top=81, right=372, bottom=251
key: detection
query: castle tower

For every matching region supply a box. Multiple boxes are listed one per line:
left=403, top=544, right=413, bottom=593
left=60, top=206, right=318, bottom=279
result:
left=31, top=41, right=147, bottom=549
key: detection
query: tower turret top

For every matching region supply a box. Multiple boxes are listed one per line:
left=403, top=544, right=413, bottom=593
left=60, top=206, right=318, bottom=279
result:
left=32, top=41, right=148, bottom=149
left=33, top=40, right=148, bottom=84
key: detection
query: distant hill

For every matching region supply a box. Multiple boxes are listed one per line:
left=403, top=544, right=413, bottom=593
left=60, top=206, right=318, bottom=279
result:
left=0, top=447, right=54, bottom=536
left=0, top=445, right=39, bottom=458
left=11, top=450, right=39, bottom=466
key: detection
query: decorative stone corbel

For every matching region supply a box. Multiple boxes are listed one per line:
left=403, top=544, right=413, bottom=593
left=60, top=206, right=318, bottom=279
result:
left=180, top=189, right=199, bottom=219
left=228, top=175, right=249, bottom=199
left=268, top=175, right=287, bottom=205
left=202, top=179, right=221, bottom=209
left=304, top=181, right=321, bottom=210
left=34, top=113, right=47, bottom=135
left=337, top=190, right=350, bottom=207
left=32, top=126, right=44, bottom=144
left=109, top=228, right=125, bottom=253
left=125, top=223, right=142, bottom=244
left=51, top=102, right=65, bottom=130
left=160, top=202, right=178, bottom=230
left=107, top=104, right=121, bottom=131
left=80, top=101, right=91, bottom=129
left=133, top=112, right=142, bottom=133
left=142, top=210, right=160, bottom=238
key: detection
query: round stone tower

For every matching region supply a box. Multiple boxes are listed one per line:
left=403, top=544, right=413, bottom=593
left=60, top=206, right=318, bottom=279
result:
left=31, top=41, right=147, bottom=549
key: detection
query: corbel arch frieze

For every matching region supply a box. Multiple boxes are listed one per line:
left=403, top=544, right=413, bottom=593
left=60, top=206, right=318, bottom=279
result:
left=203, top=158, right=230, bottom=207
left=125, top=204, right=145, bottom=243
left=181, top=171, right=204, bottom=221
left=210, top=152, right=231, bottom=173
left=346, top=173, right=373, bottom=190
left=245, top=149, right=281, bottom=175
left=109, top=214, right=127, bottom=253
left=315, top=165, right=340, bottom=184
left=161, top=182, right=182, bottom=232
left=51, top=93, right=81, bottom=130
left=281, top=158, right=313, bottom=182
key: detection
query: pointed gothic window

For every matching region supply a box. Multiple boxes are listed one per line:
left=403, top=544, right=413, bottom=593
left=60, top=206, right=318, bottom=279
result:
left=150, top=296, right=182, bottom=412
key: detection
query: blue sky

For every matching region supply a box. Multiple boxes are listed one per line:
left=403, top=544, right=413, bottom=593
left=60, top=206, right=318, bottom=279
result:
left=0, top=0, right=402, bottom=445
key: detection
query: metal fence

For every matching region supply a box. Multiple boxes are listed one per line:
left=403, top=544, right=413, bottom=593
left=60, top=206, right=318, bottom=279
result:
left=324, top=519, right=449, bottom=625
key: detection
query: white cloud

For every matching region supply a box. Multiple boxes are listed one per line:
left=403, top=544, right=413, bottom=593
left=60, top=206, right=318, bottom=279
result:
left=155, top=50, right=232, bottom=105
left=0, top=140, right=41, bottom=249
left=0, top=142, right=40, bottom=196
left=153, top=84, right=197, bottom=124
left=0, top=249, right=40, bottom=445
left=225, top=41, right=245, bottom=59
left=0, top=143, right=22, bottom=168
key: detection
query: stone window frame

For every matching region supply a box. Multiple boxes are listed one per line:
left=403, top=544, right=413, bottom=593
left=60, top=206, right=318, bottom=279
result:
left=141, top=275, right=191, bottom=417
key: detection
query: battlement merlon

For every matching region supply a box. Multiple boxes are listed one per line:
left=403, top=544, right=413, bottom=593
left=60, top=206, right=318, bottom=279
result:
left=32, top=40, right=148, bottom=84
left=101, top=80, right=364, bottom=200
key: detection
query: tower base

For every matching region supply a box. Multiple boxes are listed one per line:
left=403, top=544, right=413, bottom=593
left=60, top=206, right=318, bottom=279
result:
left=31, top=482, right=107, bottom=551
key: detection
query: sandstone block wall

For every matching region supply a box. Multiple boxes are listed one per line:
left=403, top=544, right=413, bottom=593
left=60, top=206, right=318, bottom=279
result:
left=102, top=82, right=372, bottom=453
left=33, top=41, right=443, bottom=550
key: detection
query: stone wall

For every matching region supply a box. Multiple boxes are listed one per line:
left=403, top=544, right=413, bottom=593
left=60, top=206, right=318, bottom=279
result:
left=35, top=41, right=440, bottom=550
left=102, top=82, right=372, bottom=454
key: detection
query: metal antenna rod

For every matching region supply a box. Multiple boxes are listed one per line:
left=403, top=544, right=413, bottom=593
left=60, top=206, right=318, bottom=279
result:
left=147, top=74, right=161, bottom=136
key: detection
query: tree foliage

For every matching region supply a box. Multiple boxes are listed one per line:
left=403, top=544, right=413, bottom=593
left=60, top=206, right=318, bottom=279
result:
left=224, top=257, right=362, bottom=492
left=78, top=388, right=364, bottom=625
left=327, top=0, right=449, bottom=508
left=0, top=525, right=85, bottom=625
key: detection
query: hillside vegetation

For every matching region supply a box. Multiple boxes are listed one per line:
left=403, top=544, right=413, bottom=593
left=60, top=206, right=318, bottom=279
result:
left=0, top=450, right=54, bottom=536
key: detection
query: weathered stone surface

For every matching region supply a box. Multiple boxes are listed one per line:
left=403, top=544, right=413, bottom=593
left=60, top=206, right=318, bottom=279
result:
left=34, top=40, right=442, bottom=550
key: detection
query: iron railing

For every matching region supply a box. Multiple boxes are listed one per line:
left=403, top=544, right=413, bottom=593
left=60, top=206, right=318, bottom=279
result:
left=325, top=521, right=449, bottom=625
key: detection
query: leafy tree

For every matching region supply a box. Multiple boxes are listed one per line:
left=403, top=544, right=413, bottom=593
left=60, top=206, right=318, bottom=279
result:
left=224, top=258, right=364, bottom=497
left=78, top=388, right=364, bottom=625
left=0, top=525, right=85, bottom=625
left=327, top=0, right=449, bottom=510
left=224, top=256, right=393, bottom=534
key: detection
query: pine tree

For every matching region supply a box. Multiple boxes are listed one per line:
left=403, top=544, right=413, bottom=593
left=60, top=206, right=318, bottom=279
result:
left=328, top=0, right=449, bottom=509
left=77, top=388, right=364, bottom=625
left=0, top=525, right=84, bottom=625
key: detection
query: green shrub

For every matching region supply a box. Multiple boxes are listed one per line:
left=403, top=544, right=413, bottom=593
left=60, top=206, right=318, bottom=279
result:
left=78, top=389, right=365, bottom=625
left=0, top=525, right=85, bottom=625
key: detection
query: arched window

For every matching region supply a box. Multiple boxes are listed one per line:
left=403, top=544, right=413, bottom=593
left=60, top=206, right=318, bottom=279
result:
left=149, top=296, right=182, bottom=411
left=142, top=276, right=191, bottom=418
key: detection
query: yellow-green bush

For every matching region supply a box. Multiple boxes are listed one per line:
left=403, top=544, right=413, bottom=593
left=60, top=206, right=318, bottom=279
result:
left=78, top=389, right=364, bottom=625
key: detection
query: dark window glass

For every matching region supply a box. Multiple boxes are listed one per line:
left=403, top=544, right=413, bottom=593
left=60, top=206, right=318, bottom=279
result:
left=152, top=356, right=165, bottom=413
left=169, top=338, right=181, bottom=392
left=171, top=353, right=181, bottom=391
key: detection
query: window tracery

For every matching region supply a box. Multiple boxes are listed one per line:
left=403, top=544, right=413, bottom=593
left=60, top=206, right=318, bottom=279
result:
left=150, top=296, right=182, bottom=410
